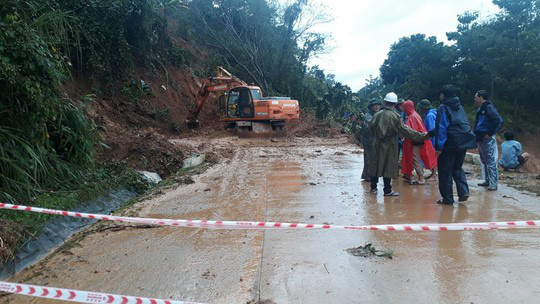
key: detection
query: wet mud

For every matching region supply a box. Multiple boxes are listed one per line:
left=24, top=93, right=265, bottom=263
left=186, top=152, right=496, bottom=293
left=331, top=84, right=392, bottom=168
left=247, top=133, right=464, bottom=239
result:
left=1, top=137, right=539, bottom=304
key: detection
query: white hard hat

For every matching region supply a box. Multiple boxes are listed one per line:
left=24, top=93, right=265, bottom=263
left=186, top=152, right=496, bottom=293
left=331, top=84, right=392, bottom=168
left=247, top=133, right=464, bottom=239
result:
left=383, top=92, right=398, bottom=103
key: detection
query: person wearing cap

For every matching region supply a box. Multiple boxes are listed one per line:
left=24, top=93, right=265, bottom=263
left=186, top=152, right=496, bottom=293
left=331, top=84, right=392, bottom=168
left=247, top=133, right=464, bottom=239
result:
left=367, top=92, right=430, bottom=196
left=361, top=98, right=382, bottom=181
left=429, top=85, right=477, bottom=205
left=418, top=99, right=438, bottom=178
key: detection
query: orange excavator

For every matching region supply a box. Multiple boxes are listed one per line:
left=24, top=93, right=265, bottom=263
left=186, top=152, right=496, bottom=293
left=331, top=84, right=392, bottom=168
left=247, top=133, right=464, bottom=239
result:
left=186, top=67, right=299, bottom=136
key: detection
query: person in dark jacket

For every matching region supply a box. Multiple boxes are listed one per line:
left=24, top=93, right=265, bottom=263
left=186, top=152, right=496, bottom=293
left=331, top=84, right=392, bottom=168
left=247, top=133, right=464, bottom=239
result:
left=361, top=98, right=382, bottom=181
left=395, top=99, right=407, bottom=124
left=474, top=90, right=503, bottom=191
left=429, top=85, right=477, bottom=205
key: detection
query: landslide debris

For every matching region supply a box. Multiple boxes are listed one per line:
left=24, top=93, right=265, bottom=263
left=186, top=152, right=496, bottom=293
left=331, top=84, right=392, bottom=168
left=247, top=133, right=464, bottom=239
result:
left=98, top=130, right=187, bottom=178
left=287, top=109, right=342, bottom=138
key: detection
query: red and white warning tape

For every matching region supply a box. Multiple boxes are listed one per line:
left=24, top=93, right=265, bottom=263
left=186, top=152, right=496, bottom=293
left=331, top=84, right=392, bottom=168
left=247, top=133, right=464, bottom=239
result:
left=1, top=203, right=539, bottom=231
left=0, top=281, right=203, bottom=304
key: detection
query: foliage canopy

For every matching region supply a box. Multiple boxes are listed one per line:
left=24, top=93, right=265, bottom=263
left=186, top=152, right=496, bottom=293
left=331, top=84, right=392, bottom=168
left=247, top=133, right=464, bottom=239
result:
left=368, top=0, right=540, bottom=130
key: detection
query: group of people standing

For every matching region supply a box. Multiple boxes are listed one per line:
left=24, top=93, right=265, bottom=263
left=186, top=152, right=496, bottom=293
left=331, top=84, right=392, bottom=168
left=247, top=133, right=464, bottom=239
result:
left=359, top=84, right=527, bottom=205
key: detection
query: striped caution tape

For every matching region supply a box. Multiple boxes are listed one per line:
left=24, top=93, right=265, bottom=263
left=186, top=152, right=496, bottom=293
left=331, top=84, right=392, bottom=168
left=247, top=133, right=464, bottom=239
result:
left=0, top=281, right=203, bottom=304
left=1, top=203, right=539, bottom=231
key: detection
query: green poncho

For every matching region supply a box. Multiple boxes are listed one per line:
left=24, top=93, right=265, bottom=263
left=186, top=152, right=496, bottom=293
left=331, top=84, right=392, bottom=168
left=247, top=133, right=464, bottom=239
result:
left=367, top=108, right=428, bottom=179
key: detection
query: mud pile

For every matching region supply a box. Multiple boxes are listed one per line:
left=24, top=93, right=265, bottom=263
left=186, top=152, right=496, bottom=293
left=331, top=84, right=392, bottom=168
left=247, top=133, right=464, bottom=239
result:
left=98, top=129, right=188, bottom=177
left=520, top=133, right=540, bottom=173
left=65, top=35, right=226, bottom=174
left=287, top=109, right=342, bottom=138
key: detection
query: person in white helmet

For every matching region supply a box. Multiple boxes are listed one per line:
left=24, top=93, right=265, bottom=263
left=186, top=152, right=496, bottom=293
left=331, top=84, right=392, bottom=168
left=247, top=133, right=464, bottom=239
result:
left=367, top=92, right=430, bottom=196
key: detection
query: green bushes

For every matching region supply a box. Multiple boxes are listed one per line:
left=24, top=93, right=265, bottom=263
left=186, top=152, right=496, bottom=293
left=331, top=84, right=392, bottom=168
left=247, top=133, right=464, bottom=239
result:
left=0, top=4, right=95, bottom=202
left=0, top=166, right=146, bottom=235
left=0, top=1, right=193, bottom=202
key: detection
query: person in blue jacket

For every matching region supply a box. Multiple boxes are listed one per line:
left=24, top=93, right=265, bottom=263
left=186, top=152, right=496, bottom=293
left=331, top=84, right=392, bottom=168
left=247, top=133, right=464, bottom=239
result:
left=429, top=85, right=477, bottom=205
left=418, top=99, right=438, bottom=178
left=474, top=90, right=503, bottom=191
left=499, top=131, right=529, bottom=171
left=418, top=99, right=437, bottom=147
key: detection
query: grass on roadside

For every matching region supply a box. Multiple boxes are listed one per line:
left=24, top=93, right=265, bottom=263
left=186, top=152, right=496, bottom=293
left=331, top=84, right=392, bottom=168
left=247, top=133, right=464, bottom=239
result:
left=0, top=166, right=147, bottom=236
left=0, top=161, right=211, bottom=267
left=0, top=165, right=147, bottom=266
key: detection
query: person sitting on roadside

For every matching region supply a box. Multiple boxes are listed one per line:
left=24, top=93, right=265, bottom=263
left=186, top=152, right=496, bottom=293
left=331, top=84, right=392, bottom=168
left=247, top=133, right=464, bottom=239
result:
left=401, top=100, right=437, bottom=185
left=499, top=131, right=529, bottom=171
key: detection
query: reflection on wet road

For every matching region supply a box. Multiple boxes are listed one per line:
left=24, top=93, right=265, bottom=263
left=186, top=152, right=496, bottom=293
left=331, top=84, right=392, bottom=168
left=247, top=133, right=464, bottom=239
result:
left=2, top=138, right=539, bottom=304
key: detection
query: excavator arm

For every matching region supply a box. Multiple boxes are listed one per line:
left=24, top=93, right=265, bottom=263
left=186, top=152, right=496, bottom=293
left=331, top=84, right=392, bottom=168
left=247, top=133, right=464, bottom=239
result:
left=187, top=67, right=247, bottom=128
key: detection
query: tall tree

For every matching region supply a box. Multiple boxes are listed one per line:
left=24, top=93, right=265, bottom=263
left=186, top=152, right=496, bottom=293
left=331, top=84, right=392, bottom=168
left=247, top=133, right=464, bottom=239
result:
left=448, top=0, right=540, bottom=111
left=380, top=34, right=458, bottom=101
left=184, top=0, right=328, bottom=98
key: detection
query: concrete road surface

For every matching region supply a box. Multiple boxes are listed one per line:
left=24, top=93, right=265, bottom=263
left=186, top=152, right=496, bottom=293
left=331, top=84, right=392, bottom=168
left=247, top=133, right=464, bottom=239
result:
left=2, top=137, right=539, bottom=304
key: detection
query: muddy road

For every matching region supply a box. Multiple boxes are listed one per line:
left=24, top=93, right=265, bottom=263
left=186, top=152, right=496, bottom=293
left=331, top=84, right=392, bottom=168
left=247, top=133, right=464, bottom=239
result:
left=2, top=137, right=539, bottom=304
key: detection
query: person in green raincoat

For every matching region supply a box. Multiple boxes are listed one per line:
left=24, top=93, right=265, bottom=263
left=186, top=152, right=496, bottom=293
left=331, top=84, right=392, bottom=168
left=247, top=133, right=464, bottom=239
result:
left=368, top=92, right=430, bottom=196
left=361, top=98, right=382, bottom=181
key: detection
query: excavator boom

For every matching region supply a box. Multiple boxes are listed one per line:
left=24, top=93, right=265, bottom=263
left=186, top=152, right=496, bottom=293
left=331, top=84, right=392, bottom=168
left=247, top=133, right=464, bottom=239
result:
left=187, top=67, right=247, bottom=128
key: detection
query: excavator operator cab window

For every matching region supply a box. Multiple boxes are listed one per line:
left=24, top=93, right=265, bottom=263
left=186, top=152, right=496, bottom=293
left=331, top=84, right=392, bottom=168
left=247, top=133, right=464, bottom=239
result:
left=227, top=91, right=239, bottom=117
left=231, top=87, right=254, bottom=118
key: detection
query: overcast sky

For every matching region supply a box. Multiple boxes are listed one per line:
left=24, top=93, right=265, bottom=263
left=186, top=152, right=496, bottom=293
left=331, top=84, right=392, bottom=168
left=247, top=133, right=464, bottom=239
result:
left=308, top=0, right=500, bottom=91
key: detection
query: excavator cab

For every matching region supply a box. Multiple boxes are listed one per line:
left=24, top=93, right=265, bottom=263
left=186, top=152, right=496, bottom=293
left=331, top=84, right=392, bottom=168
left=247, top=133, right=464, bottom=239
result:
left=219, top=87, right=255, bottom=119
left=233, top=87, right=254, bottom=118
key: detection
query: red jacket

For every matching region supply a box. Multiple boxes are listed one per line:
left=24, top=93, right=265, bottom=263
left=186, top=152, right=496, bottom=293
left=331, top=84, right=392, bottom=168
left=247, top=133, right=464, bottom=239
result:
left=401, top=100, right=437, bottom=176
